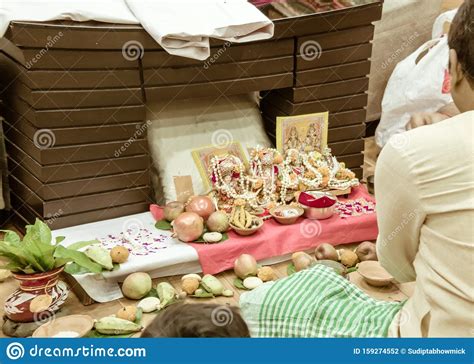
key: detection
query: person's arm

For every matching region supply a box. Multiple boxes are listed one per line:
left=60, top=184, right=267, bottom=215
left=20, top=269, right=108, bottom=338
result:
left=375, top=140, right=426, bottom=283
left=406, top=102, right=460, bottom=130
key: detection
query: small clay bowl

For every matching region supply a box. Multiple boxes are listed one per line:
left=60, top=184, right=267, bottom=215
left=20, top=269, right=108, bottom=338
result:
left=270, top=206, right=304, bottom=225
left=230, top=217, right=263, bottom=236
left=357, top=261, right=393, bottom=287
left=32, top=314, right=94, bottom=338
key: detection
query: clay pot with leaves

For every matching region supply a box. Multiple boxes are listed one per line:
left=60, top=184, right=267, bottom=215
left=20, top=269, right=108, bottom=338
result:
left=0, top=219, right=105, bottom=322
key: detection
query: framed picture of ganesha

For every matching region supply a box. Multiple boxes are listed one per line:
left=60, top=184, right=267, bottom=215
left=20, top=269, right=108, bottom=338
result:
left=276, top=112, right=329, bottom=154
left=191, top=141, right=248, bottom=190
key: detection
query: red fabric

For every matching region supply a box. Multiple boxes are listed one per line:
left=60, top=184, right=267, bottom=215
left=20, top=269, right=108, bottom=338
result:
left=150, top=185, right=377, bottom=275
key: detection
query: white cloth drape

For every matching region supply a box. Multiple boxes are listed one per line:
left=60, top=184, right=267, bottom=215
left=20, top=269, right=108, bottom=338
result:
left=0, top=0, right=273, bottom=60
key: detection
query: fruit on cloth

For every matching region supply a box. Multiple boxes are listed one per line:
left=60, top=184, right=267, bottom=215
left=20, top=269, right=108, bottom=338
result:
left=243, top=276, right=263, bottom=290
left=257, top=266, right=275, bottom=282
left=185, top=196, right=216, bottom=220
left=201, top=275, right=224, bottom=296
left=85, top=245, right=114, bottom=270
left=121, top=272, right=152, bottom=299
left=29, top=294, right=53, bottom=313
left=110, top=246, right=129, bottom=264
left=137, top=297, right=161, bottom=313
left=181, top=277, right=200, bottom=295
left=222, top=289, right=234, bottom=297
left=94, top=317, right=141, bottom=335
left=202, top=232, right=223, bottom=243
left=172, top=212, right=204, bottom=242
left=339, top=249, right=359, bottom=267
left=206, top=211, right=230, bottom=232
left=234, top=254, right=258, bottom=279
left=156, top=282, right=176, bottom=307
left=355, top=241, right=378, bottom=261
left=163, top=201, right=185, bottom=222
left=116, top=306, right=137, bottom=322
left=292, top=252, right=314, bottom=272
left=230, top=205, right=255, bottom=229
left=315, top=243, right=338, bottom=261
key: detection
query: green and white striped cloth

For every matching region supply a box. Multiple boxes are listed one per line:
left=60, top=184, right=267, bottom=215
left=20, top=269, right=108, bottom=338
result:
left=240, top=264, right=404, bottom=337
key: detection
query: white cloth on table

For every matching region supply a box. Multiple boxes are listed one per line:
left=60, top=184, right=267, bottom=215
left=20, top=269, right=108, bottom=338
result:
left=0, top=0, right=273, bottom=60
left=125, top=0, right=273, bottom=60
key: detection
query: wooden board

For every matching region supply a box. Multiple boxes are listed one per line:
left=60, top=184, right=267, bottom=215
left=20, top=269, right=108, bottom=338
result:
left=276, top=77, right=369, bottom=103
left=296, top=60, right=371, bottom=87
left=8, top=158, right=149, bottom=200
left=296, top=43, right=373, bottom=71
left=11, top=117, right=145, bottom=146
left=8, top=98, right=146, bottom=127
left=6, top=141, right=150, bottom=183
left=9, top=192, right=150, bottom=230
left=143, top=56, right=293, bottom=86
left=9, top=175, right=151, bottom=216
left=4, top=123, right=149, bottom=165
left=262, top=92, right=369, bottom=115
left=146, top=73, right=293, bottom=100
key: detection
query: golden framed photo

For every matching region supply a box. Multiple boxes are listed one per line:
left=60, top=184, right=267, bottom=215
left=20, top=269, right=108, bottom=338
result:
left=276, top=112, right=329, bottom=154
left=191, top=141, right=248, bottom=190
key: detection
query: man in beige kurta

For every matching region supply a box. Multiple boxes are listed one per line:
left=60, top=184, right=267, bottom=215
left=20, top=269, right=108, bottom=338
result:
left=376, top=0, right=474, bottom=337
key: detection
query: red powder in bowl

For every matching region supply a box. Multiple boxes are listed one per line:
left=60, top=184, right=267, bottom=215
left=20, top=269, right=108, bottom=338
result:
left=298, top=192, right=337, bottom=208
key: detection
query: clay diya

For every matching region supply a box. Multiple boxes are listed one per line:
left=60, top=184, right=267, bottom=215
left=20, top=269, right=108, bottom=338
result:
left=270, top=205, right=304, bottom=225
left=358, top=261, right=394, bottom=287
left=33, top=315, right=94, bottom=338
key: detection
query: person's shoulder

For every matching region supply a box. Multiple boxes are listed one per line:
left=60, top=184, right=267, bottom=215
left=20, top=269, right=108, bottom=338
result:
left=408, top=111, right=473, bottom=142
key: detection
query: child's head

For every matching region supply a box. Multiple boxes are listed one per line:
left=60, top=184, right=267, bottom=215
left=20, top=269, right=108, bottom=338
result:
left=448, top=0, right=474, bottom=111
left=141, top=303, right=250, bottom=338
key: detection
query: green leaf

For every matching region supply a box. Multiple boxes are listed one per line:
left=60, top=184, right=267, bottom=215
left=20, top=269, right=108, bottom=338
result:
left=54, top=245, right=103, bottom=274
left=134, top=308, right=143, bottom=325
left=191, top=291, right=214, bottom=298
left=67, top=239, right=100, bottom=251
left=155, top=219, right=172, bottom=230
left=287, top=263, right=296, bottom=276
left=64, top=262, right=90, bottom=275
left=233, top=278, right=249, bottom=290
left=86, top=330, right=134, bottom=338
left=0, top=241, right=44, bottom=272
left=22, top=219, right=55, bottom=271
left=143, top=288, right=158, bottom=298
left=55, top=236, right=65, bottom=245
left=194, top=232, right=229, bottom=243
left=0, top=230, right=21, bottom=244
left=346, top=266, right=358, bottom=274
left=112, top=263, right=120, bottom=271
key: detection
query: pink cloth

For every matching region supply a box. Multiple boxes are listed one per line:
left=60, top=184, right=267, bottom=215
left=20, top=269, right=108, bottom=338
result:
left=150, top=185, right=377, bottom=275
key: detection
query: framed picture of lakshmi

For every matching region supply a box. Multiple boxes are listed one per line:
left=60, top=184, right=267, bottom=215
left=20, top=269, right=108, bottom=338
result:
left=191, top=141, right=248, bottom=190
left=275, top=112, right=329, bottom=154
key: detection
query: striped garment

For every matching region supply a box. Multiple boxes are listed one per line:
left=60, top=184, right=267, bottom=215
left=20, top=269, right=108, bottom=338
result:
left=240, top=264, right=404, bottom=337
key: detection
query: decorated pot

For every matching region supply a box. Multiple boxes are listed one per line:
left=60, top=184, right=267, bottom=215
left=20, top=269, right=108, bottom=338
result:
left=4, top=266, right=69, bottom=323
